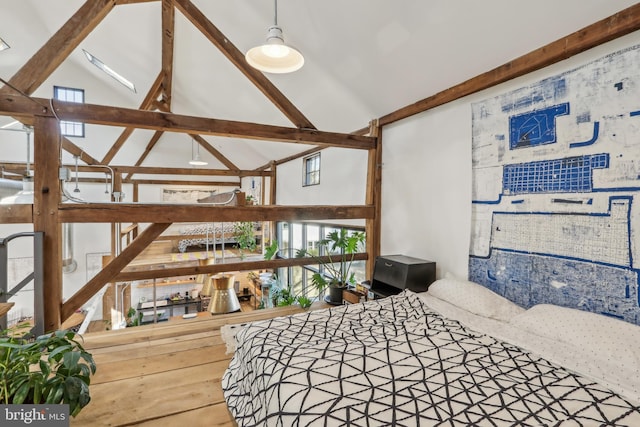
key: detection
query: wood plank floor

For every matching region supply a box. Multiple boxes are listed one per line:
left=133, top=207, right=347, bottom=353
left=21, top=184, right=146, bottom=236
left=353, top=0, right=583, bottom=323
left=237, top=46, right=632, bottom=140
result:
left=71, top=303, right=327, bottom=427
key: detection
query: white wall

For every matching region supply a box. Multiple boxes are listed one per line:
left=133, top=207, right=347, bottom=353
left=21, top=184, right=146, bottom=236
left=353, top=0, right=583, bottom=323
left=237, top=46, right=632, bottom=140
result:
left=379, top=31, right=640, bottom=280
left=381, top=100, right=472, bottom=278
left=276, top=147, right=368, bottom=227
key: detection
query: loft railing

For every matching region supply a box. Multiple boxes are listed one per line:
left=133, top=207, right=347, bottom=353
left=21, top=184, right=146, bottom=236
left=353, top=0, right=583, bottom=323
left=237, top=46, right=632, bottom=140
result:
left=0, top=231, right=44, bottom=336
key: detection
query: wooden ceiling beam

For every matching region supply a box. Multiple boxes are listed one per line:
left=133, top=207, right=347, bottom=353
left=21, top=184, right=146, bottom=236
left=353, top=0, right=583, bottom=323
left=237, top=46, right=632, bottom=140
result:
left=0, top=95, right=375, bottom=148
left=0, top=0, right=115, bottom=96
left=174, top=0, right=316, bottom=130
left=125, top=179, right=240, bottom=186
left=110, top=165, right=267, bottom=176
left=378, top=2, right=640, bottom=126
left=62, top=137, right=100, bottom=165
left=161, top=0, right=175, bottom=107
left=58, top=204, right=374, bottom=223
left=253, top=146, right=325, bottom=172
left=101, top=71, right=165, bottom=164
left=190, top=134, right=239, bottom=171
left=0, top=162, right=269, bottom=177
left=115, top=0, right=159, bottom=4
left=0, top=205, right=33, bottom=224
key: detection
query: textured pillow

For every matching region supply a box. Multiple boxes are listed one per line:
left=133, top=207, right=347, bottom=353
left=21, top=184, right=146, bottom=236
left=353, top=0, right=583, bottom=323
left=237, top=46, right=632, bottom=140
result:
left=510, top=304, right=640, bottom=373
left=427, top=277, right=524, bottom=321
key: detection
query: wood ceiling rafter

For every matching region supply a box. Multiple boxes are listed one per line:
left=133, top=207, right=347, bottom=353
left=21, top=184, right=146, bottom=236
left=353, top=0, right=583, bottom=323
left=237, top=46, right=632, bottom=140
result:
left=379, top=2, right=640, bottom=126
left=0, top=0, right=114, bottom=96
left=101, top=71, right=165, bottom=165
left=0, top=0, right=114, bottom=166
left=253, top=146, right=326, bottom=172
left=190, top=134, right=239, bottom=171
left=173, top=0, right=316, bottom=130
left=58, top=204, right=373, bottom=224
left=0, top=95, right=375, bottom=148
left=161, top=0, right=175, bottom=108
left=127, top=179, right=239, bottom=186
left=115, top=0, right=160, bottom=4
left=0, top=162, right=267, bottom=177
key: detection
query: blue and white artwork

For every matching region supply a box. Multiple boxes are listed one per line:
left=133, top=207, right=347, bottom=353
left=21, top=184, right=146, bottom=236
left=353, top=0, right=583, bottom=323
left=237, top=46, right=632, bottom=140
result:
left=469, top=44, right=640, bottom=325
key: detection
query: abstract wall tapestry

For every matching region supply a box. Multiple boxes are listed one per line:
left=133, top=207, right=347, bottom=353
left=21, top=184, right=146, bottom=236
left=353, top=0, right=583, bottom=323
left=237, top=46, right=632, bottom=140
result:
left=469, top=44, right=640, bottom=325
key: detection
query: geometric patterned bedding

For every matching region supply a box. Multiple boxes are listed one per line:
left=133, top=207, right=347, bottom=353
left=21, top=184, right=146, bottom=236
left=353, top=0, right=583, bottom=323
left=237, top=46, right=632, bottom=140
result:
left=222, top=291, right=640, bottom=426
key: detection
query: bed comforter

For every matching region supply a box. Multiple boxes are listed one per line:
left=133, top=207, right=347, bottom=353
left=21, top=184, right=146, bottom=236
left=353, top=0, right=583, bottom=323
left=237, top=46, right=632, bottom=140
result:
left=222, top=291, right=640, bottom=426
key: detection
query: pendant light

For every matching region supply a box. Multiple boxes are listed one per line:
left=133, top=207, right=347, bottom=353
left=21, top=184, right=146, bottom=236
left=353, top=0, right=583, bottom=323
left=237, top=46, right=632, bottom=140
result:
left=245, top=0, right=304, bottom=74
left=189, top=137, right=208, bottom=166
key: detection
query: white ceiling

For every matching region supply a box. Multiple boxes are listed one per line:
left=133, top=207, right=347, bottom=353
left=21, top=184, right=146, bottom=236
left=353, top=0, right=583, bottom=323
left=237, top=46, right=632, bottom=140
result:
left=0, top=1, right=638, bottom=170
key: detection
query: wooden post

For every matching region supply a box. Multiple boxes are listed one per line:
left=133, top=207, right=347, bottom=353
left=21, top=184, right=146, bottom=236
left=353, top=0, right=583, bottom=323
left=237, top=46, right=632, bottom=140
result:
left=269, top=161, right=277, bottom=243
left=365, top=119, right=381, bottom=279
left=33, top=116, right=62, bottom=332
left=269, top=161, right=277, bottom=205
left=132, top=183, right=139, bottom=239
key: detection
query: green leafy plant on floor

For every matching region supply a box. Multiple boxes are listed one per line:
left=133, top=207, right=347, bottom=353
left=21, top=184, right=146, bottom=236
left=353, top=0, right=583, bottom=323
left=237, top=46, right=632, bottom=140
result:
left=296, top=229, right=366, bottom=303
left=126, top=307, right=143, bottom=327
left=269, top=278, right=313, bottom=309
left=0, top=327, right=97, bottom=417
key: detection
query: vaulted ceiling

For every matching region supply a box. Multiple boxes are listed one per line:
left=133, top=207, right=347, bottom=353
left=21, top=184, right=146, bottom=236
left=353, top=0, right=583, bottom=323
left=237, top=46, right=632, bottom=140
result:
left=1, top=1, right=638, bottom=174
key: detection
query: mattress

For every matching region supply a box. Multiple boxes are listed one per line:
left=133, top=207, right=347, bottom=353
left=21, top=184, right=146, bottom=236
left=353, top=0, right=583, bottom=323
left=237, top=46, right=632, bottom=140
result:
left=222, top=290, right=640, bottom=426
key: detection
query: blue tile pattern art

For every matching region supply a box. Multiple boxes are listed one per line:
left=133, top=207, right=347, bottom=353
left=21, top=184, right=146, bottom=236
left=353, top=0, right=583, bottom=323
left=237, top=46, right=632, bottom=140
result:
left=509, top=103, right=569, bottom=149
left=503, top=154, right=609, bottom=194
left=469, top=44, right=640, bottom=325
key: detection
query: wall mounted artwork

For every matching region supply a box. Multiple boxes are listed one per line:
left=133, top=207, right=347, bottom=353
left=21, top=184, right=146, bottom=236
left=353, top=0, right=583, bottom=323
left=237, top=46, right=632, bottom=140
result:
left=469, top=44, right=640, bottom=325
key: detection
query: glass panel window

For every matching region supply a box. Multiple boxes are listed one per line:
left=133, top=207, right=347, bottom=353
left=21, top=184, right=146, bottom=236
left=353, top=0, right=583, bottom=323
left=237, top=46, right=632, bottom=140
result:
left=303, top=153, right=320, bottom=186
left=275, top=221, right=366, bottom=303
left=54, top=86, right=85, bottom=137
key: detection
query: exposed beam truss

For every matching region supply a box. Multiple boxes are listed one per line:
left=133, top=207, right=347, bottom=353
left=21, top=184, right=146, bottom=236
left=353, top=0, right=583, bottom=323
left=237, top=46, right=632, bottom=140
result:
left=0, top=95, right=375, bottom=149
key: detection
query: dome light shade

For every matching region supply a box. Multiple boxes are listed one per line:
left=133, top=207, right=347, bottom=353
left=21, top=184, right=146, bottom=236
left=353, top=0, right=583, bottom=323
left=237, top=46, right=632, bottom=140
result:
left=246, top=26, right=304, bottom=74
left=189, top=156, right=208, bottom=166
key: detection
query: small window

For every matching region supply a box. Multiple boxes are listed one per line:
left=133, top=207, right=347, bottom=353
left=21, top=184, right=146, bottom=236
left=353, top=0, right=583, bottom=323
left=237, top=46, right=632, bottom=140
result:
left=54, top=86, right=85, bottom=137
left=303, top=153, right=320, bottom=186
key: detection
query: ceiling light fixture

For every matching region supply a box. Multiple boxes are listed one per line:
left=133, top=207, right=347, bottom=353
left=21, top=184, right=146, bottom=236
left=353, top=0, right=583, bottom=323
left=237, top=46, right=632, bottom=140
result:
left=245, top=0, right=304, bottom=74
left=0, top=37, right=9, bottom=52
left=189, top=137, right=208, bottom=166
left=83, top=49, right=137, bottom=93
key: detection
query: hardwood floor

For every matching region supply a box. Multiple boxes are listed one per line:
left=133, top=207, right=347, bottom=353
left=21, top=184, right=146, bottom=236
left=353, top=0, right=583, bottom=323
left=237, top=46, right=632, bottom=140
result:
left=71, top=303, right=327, bottom=426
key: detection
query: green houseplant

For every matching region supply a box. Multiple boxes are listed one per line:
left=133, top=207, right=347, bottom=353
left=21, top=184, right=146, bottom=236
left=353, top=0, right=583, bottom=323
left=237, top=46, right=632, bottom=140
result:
left=0, top=327, right=97, bottom=417
left=296, top=229, right=366, bottom=304
left=232, top=221, right=258, bottom=259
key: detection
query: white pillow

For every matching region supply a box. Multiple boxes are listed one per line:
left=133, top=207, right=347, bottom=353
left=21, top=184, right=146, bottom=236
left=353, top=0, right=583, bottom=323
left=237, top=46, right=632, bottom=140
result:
left=510, top=304, right=640, bottom=374
left=427, top=277, right=525, bottom=321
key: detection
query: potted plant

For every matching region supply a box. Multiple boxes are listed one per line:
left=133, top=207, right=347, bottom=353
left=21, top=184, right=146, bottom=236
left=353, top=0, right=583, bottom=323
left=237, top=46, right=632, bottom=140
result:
left=296, top=229, right=366, bottom=304
left=0, top=326, right=97, bottom=417
left=232, top=221, right=257, bottom=259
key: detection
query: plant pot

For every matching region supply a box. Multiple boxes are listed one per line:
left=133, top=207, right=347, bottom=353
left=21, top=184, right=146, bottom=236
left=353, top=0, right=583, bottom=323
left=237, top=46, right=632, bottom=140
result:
left=328, top=285, right=345, bottom=304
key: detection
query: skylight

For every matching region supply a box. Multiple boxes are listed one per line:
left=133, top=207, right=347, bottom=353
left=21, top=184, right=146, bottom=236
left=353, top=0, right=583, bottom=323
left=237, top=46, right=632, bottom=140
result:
left=0, top=37, right=9, bottom=51
left=82, top=49, right=136, bottom=93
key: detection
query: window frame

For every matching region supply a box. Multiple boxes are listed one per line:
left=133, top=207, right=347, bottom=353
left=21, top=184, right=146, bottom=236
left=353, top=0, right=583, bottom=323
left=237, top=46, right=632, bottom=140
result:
left=275, top=221, right=366, bottom=301
left=53, top=86, right=85, bottom=138
left=302, top=153, right=320, bottom=186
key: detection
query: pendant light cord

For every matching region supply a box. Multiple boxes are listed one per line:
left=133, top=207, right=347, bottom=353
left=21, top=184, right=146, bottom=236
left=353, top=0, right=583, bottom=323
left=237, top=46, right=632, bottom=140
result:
left=274, top=0, right=278, bottom=26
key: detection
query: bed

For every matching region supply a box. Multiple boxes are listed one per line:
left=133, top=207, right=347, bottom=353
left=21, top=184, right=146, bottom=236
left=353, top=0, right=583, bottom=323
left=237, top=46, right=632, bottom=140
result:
left=222, top=277, right=640, bottom=426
